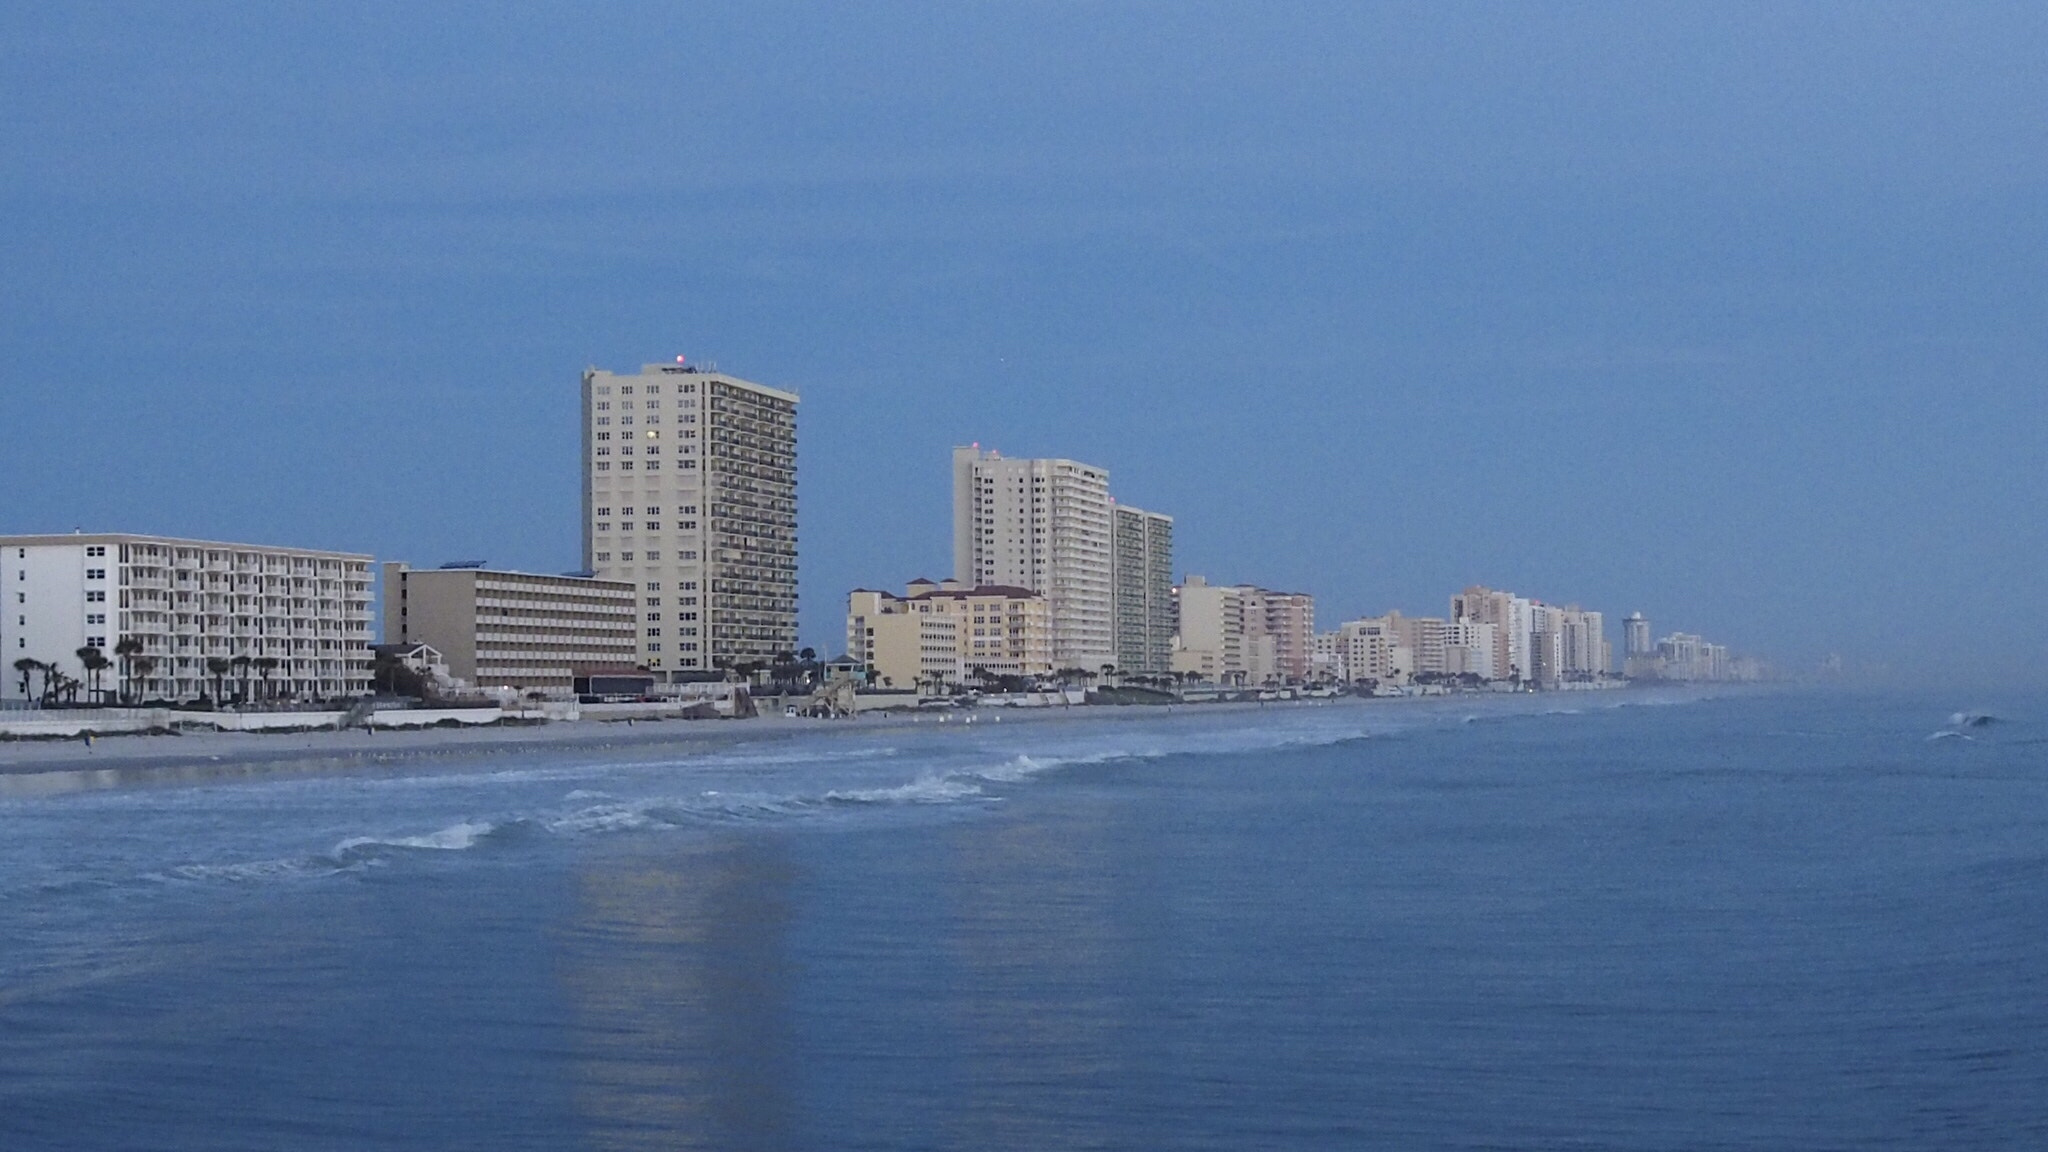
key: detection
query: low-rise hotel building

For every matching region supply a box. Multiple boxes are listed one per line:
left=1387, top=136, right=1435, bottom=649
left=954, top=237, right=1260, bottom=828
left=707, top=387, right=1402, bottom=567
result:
left=846, top=579, right=1052, bottom=688
left=3, top=533, right=372, bottom=704
left=382, top=562, right=638, bottom=694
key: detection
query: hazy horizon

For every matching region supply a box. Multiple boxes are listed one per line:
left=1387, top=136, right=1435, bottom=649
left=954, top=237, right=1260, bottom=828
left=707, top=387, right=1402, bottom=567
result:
left=5, top=4, right=2043, bottom=682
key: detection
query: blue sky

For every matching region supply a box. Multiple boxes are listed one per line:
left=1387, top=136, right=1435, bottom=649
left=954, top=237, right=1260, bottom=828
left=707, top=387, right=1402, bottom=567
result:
left=4, top=3, right=2043, bottom=679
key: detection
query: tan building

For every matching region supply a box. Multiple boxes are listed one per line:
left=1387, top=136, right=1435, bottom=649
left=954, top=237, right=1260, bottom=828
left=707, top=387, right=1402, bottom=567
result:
left=1247, top=589, right=1316, bottom=683
left=1338, top=616, right=1412, bottom=686
left=583, top=363, right=798, bottom=678
left=1173, top=577, right=1314, bottom=684
left=952, top=446, right=1113, bottom=671
left=847, top=579, right=1051, bottom=686
left=3, top=533, right=372, bottom=704
left=1171, top=575, right=1246, bottom=683
left=845, top=588, right=961, bottom=690
left=382, top=563, right=638, bottom=694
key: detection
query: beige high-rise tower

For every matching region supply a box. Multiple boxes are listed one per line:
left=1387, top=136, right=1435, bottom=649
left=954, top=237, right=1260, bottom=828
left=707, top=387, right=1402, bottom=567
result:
left=952, top=445, right=1113, bottom=671
left=583, top=362, right=798, bottom=678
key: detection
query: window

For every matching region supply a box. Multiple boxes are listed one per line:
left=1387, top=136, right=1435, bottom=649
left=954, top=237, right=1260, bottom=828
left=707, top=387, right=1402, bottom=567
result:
left=596, top=552, right=611, bottom=561
left=621, top=507, right=634, bottom=515
left=597, top=507, right=610, bottom=516
left=648, top=643, right=661, bottom=652
left=646, top=627, right=661, bottom=637
left=646, top=506, right=661, bottom=515
left=680, top=521, right=696, bottom=530
left=681, top=596, right=697, bottom=606
left=85, top=546, right=106, bottom=558
left=86, top=569, right=105, bottom=580
left=86, top=613, right=105, bottom=624
left=596, top=522, right=610, bottom=531
left=596, top=448, right=610, bottom=457
left=597, top=417, right=611, bottom=426
left=596, top=402, right=610, bottom=411
left=645, top=551, right=660, bottom=560
left=645, top=597, right=660, bottom=606
left=621, top=461, right=633, bottom=470
left=14, top=593, right=21, bottom=604
left=86, top=590, right=106, bottom=603
left=645, top=521, right=660, bottom=531
left=596, top=432, right=610, bottom=441
left=681, top=505, right=696, bottom=514
left=621, top=386, right=634, bottom=395
left=86, top=636, right=105, bottom=649
left=680, top=550, right=697, bottom=560
left=646, top=613, right=661, bottom=622
left=621, top=416, right=634, bottom=425
left=682, top=582, right=698, bottom=591
left=596, top=462, right=610, bottom=471
left=679, top=612, right=697, bottom=621
left=620, top=552, right=634, bottom=561
left=646, top=582, right=660, bottom=591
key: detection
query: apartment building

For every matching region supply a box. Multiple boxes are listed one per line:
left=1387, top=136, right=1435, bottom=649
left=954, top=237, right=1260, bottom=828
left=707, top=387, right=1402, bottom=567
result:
left=1337, top=615, right=1412, bottom=686
left=845, top=588, right=962, bottom=690
left=1451, top=585, right=1533, bottom=683
left=583, top=362, right=798, bottom=678
left=952, top=446, right=1113, bottom=671
left=847, top=579, right=1051, bottom=686
left=1110, top=504, right=1175, bottom=675
left=1171, top=575, right=1246, bottom=682
left=382, top=562, right=639, bottom=694
left=1444, top=619, right=1499, bottom=679
left=2, top=533, right=372, bottom=704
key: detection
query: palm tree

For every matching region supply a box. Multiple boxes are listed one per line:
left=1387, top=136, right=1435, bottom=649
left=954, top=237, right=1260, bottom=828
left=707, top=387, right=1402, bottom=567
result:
left=205, top=656, right=231, bottom=706
left=77, top=647, right=112, bottom=704
left=13, top=657, right=43, bottom=703
left=254, top=657, right=278, bottom=703
left=131, top=655, right=157, bottom=702
left=114, top=638, right=144, bottom=703
left=230, top=655, right=252, bottom=703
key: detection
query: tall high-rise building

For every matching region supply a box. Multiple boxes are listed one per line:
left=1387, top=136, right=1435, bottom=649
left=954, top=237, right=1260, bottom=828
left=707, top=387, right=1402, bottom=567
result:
left=1452, top=585, right=1533, bottom=682
left=1624, top=612, right=1652, bottom=657
left=1110, top=504, right=1174, bottom=674
left=583, top=363, right=798, bottom=678
left=952, top=446, right=1113, bottom=671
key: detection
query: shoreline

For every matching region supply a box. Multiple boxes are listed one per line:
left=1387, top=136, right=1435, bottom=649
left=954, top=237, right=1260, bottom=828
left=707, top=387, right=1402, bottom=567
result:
left=0, top=696, right=1407, bottom=791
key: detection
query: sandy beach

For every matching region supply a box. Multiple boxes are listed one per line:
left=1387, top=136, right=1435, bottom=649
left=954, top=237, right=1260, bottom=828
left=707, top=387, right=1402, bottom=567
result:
left=0, top=700, right=1334, bottom=795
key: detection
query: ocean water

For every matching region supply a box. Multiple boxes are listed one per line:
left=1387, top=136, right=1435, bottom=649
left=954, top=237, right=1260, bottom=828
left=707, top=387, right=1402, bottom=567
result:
left=1, top=689, right=2044, bottom=1150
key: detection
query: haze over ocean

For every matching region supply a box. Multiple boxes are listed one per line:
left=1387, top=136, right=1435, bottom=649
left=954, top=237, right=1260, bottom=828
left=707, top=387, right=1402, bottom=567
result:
left=4, top=4, right=2045, bottom=679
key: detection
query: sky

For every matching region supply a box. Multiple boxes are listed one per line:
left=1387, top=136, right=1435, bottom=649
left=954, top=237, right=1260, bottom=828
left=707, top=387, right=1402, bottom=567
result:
left=4, top=3, right=2044, bottom=680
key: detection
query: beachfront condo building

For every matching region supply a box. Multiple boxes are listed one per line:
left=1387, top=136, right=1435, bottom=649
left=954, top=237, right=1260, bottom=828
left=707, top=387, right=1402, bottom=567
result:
left=952, top=446, right=1113, bottom=672
left=846, top=579, right=1052, bottom=688
left=1110, top=505, right=1175, bottom=675
left=1173, top=577, right=1315, bottom=685
left=583, top=363, right=799, bottom=679
left=1451, top=585, right=1533, bottom=683
left=2, top=533, right=372, bottom=705
left=381, top=562, right=639, bottom=694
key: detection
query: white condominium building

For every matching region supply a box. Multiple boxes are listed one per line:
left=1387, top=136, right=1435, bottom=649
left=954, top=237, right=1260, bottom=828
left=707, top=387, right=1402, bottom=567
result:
left=1111, top=505, right=1175, bottom=675
left=382, top=562, right=638, bottom=694
left=583, top=363, right=799, bottom=678
left=1452, top=585, right=1533, bottom=683
left=2, top=533, right=372, bottom=704
left=952, top=446, right=1113, bottom=671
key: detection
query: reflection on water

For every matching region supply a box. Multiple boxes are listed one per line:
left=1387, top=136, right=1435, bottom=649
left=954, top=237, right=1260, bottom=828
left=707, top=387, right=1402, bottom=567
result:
left=940, top=805, right=1134, bottom=1151
left=561, top=838, right=796, bottom=1151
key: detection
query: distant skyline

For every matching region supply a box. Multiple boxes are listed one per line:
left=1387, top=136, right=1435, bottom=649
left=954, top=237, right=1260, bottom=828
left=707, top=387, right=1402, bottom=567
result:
left=4, top=4, right=2044, bottom=681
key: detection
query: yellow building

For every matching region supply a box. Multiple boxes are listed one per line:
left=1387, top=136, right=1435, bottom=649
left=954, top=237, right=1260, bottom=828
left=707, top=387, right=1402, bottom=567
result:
left=846, top=579, right=1053, bottom=688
